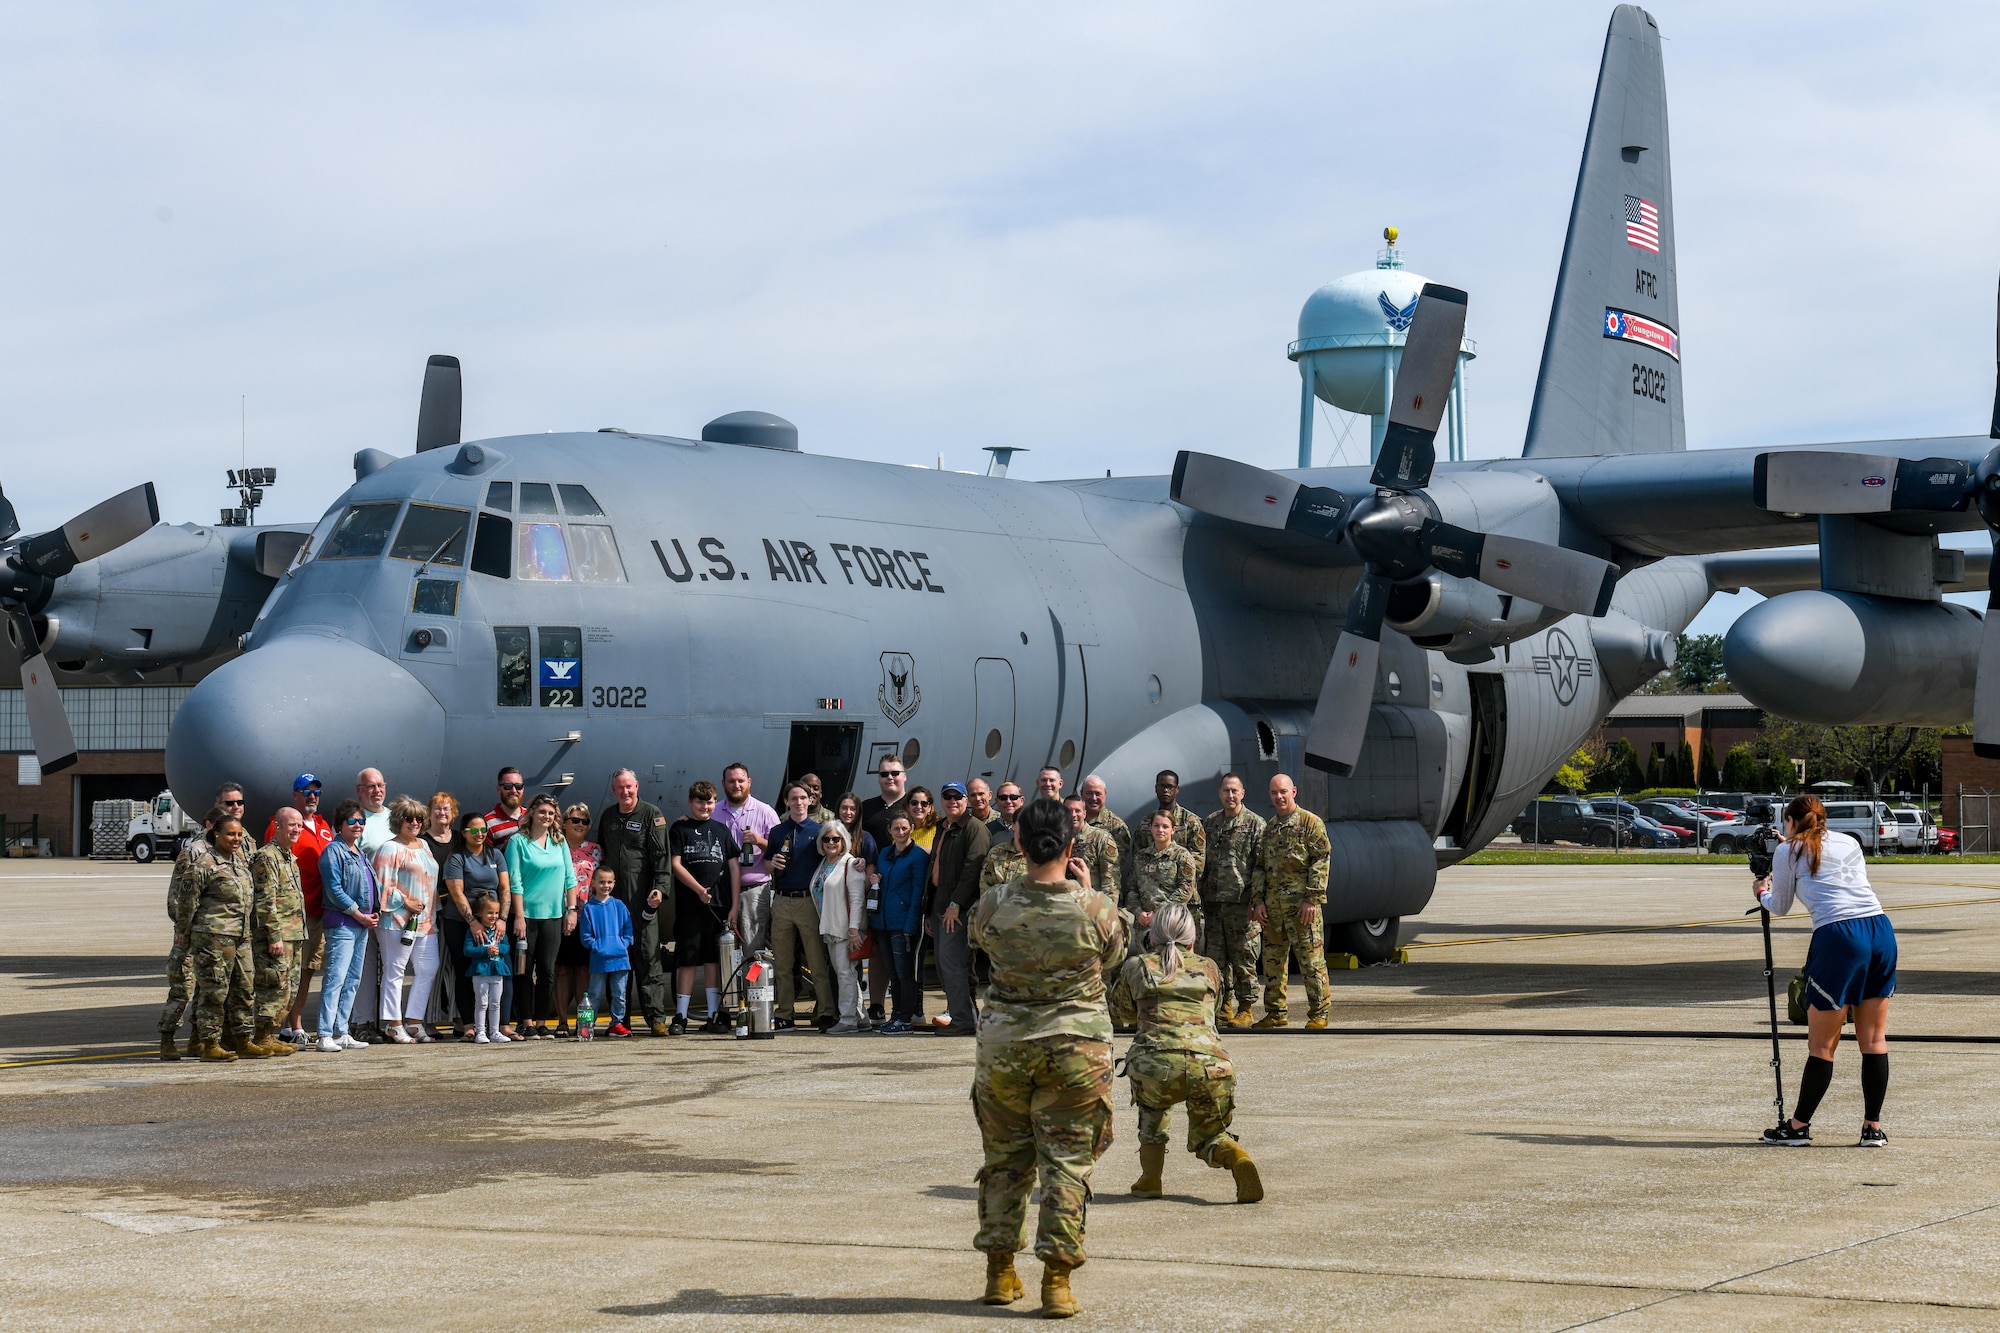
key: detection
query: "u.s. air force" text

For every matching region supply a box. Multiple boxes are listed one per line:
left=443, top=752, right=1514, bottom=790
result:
left=650, top=536, right=946, bottom=594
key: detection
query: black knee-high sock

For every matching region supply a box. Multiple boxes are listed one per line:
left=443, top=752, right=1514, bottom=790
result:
left=1793, top=1055, right=1835, bottom=1124
left=1861, top=1052, right=1889, bottom=1122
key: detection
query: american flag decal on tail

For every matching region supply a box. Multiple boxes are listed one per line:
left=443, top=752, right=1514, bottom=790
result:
left=1624, top=195, right=1659, bottom=252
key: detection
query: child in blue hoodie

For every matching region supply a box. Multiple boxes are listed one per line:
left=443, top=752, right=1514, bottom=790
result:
left=577, top=866, right=634, bottom=1037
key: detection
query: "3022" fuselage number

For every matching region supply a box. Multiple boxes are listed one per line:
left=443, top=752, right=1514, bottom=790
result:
left=590, top=685, right=648, bottom=708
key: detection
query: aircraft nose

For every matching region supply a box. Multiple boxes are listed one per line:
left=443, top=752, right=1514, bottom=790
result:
left=166, top=633, right=446, bottom=818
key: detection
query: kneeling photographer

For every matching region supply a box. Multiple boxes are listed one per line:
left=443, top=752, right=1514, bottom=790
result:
left=1752, top=794, right=1897, bottom=1147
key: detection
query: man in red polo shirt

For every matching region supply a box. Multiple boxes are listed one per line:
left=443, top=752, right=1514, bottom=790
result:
left=486, top=767, right=527, bottom=846
left=269, top=774, right=334, bottom=1043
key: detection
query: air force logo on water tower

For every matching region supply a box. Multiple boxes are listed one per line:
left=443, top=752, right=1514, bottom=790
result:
left=1532, top=629, right=1595, bottom=706
left=1378, top=292, right=1418, bottom=332
left=879, top=652, right=921, bottom=727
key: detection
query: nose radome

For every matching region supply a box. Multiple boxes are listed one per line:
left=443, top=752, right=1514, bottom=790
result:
left=167, top=632, right=446, bottom=820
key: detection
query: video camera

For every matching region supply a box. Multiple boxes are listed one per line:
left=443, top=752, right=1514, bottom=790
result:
left=1746, top=824, right=1782, bottom=880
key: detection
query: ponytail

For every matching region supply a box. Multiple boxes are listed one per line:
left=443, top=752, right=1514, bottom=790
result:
left=1784, top=794, right=1828, bottom=876
left=1147, top=902, right=1197, bottom=983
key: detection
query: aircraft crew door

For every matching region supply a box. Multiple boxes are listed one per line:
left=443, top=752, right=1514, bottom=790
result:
left=1051, top=643, right=1089, bottom=788
left=785, top=723, right=862, bottom=803
left=970, top=657, right=1016, bottom=783
left=1440, top=672, right=1507, bottom=847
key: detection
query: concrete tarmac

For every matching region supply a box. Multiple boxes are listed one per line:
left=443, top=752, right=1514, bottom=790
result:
left=4, top=858, right=2000, bottom=1330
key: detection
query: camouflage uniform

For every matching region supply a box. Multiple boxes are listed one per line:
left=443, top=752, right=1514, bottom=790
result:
left=249, top=842, right=307, bottom=1028
left=1108, top=952, right=1239, bottom=1158
left=1086, top=810, right=1132, bottom=876
left=159, top=835, right=214, bottom=1036
left=1125, top=843, right=1198, bottom=958
left=968, top=876, right=1126, bottom=1268
left=188, top=849, right=257, bottom=1045
left=981, top=837, right=1026, bottom=891
left=1252, top=809, right=1333, bottom=1024
left=1154, top=803, right=1207, bottom=875
left=1072, top=824, right=1121, bottom=901
left=1199, top=809, right=1265, bottom=1013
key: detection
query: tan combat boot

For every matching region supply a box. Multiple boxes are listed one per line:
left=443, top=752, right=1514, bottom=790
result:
left=1130, top=1142, right=1166, bottom=1198
left=1209, top=1139, right=1264, bottom=1203
left=159, top=1033, right=181, bottom=1062
left=252, top=1024, right=294, bottom=1057
left=230, top=1034, right=271, bottom=1060
left=183, top=1032, right=202, bottom=1057
left=1040, top=1261, right=1079, bottom=1319
left=1228, top=1008, right=1254, bottom=1028
left=198, top=1040, right=238, bottom=1062
left=1303, top=1015, right=1329, bottom=1030
left=1253, top=1013, right=1288, bottom=1029
left=981, top=1251, right=1023, bottom=1305
left=1216, top=998, right=1236, bottom=1025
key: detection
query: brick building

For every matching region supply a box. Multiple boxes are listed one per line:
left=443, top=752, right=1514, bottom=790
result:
left=1, top=686, right=188, bottom=856
left=1600, top=693, right=1766, bottom=786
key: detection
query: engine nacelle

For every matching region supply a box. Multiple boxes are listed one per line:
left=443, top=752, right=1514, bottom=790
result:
left=1724, top=589, right=1980, bottom=726
left=1384, top=570, right=1561, bottom=662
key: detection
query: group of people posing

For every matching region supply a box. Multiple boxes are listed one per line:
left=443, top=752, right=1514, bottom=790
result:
left=159, top=755, right=1344, bottom=1060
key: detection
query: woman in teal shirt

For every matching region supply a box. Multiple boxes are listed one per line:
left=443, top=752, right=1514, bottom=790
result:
left=505, top=794, right=576, bottom=1039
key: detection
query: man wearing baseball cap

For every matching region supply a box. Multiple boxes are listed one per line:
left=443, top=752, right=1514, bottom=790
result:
left=268, top=775, right=333, bottom=1044
left=924, top=781, right=990, bottom=1036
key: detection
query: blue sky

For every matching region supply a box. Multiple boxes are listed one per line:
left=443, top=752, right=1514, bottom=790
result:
left=3, top=3, right=1996, bottom=635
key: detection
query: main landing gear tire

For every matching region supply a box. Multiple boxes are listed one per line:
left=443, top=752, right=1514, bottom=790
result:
left=1326, top=917, right=1400, bottom=967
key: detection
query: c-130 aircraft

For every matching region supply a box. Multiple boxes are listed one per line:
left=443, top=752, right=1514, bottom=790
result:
left=6, top=6, right=1999, bottom=964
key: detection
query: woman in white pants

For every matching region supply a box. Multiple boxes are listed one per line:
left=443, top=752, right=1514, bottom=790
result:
left=812, top=822, right=871, bottom=1033
left=372, top=797, right=441, bottom=1044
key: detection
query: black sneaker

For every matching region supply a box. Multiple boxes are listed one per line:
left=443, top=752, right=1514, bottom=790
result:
left=867, top=1006, right=885, bottom=1024
left=772, top=1017, right=795, bottom=1031
left=701, top=1011, right=732, bottom=1034
left=1760, top=1120, right=1812, bottom=1146
left=668, top=1013, right=688, bottom=1036
left=1858, top=1125, right=1889, bottom=1148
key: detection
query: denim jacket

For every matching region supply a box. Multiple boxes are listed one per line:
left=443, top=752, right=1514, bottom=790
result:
left=319, top=839, right=379, bottom=929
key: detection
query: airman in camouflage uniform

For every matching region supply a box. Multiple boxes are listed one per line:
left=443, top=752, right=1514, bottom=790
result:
left=981, top=837, right=1026, bottom=890
left=1148, top=770, right=1207, bottom=873
left=249, top=816, right=306, bottom=1056
left=1200, top=775, right=1265, bottom=1025
left=1080, top=776, right=1131, bottom=873
left=187, top=819, right=261, bottom=1061
left=1250, top=774, right=1332, bottom=1029
left=1125, top=815, right=1199, bottom=960
left=967, top=800, right=1126, bottom=1317
left=1107, top=903, right=1261, bottom=1203
left=158, top=824, right=217, bottom=1059
left=1064, top=798, right=1121, bottom=902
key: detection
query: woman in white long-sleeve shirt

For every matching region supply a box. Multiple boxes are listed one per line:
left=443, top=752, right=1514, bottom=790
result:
left=1752, top=794, right=1896, bottom=1147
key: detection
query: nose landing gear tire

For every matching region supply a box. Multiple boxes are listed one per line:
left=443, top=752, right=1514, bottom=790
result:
left=1325, top=916, right=1400, bottom=967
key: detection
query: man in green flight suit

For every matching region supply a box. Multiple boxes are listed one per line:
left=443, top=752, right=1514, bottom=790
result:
left=968, top=797, right=1126, bottom=1319
left=1200, top=774, right=1264, bottom=1027
left=186, top=816, right=261, bottom=1062
left=593, top=768, right=676, bottom=1034
left=1250, top=773, right=1332, bottom=1029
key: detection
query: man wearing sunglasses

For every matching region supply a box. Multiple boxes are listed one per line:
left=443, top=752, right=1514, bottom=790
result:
left=924, top=782, right=990, bottom=1037
left=980, top=784, right=1029, bottom=890
left=485, top=767, right=527, bottom=846
left=267, top=775, right=334, bottom=1044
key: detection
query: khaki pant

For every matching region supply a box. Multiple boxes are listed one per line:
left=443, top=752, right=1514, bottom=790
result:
left=770, top=893, right=833, bottom=1021
left=1202, top=901, right=1261, bottom=1010
left=1259, top=897, right=1330, bottom=1023
left=191, top=930, right=255, bottom=1044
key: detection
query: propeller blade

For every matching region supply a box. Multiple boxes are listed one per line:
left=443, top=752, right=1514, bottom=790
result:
left=6, top=605, right=77, bottom=773
left=16, top=482, right=160, bottom=580
left=415, top=354, right=463, bottom=453
left=0, top=486, right=17, bottom=544
left=1977, top=586, right=2000, bottom=759
left=1754, top=450, right=1971, bottom=515
left=1370, top=283, right=1467, bottom=492
left=1169, top=451, right=1352, bottom=542
left=1305, top=572, right=1389, bottom=776
left=1419, top=520, right=1619, bottom=617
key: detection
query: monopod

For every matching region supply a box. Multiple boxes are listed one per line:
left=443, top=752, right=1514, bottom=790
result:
left=1747, top=903, right=1786, bottom=1123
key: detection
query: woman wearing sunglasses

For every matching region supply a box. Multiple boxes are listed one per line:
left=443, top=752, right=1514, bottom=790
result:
left=812, top=823, right=871, bottom=1034
left=906, top=788, right=939, bottom=852
left=553, top=802, right=603, bottom=1037
left=374, top=797, right=440, bottom=1043
left=316, top=799, right=381, bottom=1052
left=505, top=794, right=577, bottom=1038
left=442, top=811, right=516, bottom=1041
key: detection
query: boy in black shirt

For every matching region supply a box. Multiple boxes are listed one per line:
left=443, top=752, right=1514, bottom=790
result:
left=667, top=780, right=742, bottom=1035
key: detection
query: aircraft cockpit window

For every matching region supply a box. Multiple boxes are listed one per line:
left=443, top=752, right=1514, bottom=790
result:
left=568, top=525, right=627, bottom=582
left=320, top=502, right=403, bottom=559
left=484, top=481, right=513, bottom=511
left=557, top=484, right=604, bottom=516
left=518, top=483, right=559, bottom=515
left=471, top=513, right=512, bottom=578
left=495, top=626, right=531, bottom=707
left=412, top=579, right=460, bottom=616
left=388, top=504, right=469, bottom=566
left=517, top=522, right=571, bottom=580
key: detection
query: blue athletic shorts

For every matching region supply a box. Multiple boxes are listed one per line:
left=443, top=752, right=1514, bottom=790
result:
left=1801, top=913, right=1897, bottom=1011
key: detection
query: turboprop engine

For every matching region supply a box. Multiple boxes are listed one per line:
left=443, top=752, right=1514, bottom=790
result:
left=1723, top=589, right=1981, bottom=726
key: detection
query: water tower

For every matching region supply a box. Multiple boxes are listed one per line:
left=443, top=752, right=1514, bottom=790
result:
left=1289, top=227, right=1476, bottom=468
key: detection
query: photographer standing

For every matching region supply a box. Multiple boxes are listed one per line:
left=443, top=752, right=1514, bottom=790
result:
left=1754, top=795, right=1897, bottom=1147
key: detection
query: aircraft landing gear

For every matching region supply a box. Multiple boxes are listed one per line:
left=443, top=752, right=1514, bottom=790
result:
left=1326, top=916, right=1401, bottom=967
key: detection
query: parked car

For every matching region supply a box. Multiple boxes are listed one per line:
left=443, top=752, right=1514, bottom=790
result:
left=1889, top=807, right=1939, bottom=853
left=1636, top=798, right=1734, bottom=841
left=1822, top=800, right=1898, bottom=853
left=1938, top=827, right=1960, bottom=853
left=1623, top=814, right=1685, bottom=849
left=1512, top=798, right=1633, bottom=848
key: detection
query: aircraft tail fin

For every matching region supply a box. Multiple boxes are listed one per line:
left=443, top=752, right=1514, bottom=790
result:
left=1522, top=5, right=1684, bottom=459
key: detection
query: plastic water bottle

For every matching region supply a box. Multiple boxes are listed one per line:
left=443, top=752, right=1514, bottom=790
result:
left=577, top=991, right=595, bottom=1041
